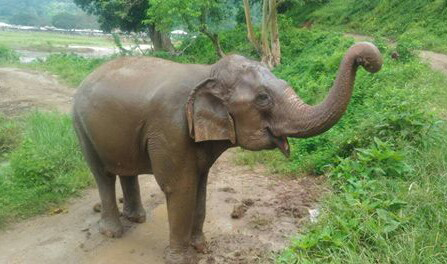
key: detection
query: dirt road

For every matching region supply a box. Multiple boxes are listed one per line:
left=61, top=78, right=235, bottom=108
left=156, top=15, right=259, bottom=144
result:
left=0, top=68, right=324, bottom=263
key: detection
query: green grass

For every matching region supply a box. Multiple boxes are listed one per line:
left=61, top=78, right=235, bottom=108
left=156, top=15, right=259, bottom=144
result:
left=0, top=31, right=116, bottom=51
left=287, top=0, right=447, bottom=53
left=0, top=112, right=91, bottom=227
left=28, top=54, right=109, bottom=87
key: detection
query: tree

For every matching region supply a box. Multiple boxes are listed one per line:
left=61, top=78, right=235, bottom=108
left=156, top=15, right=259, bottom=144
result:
left=73, top=0, right=173, bottom=51
left=243, top=0, right=281, bottom=68
left=148, top=0, right=236, bottom=58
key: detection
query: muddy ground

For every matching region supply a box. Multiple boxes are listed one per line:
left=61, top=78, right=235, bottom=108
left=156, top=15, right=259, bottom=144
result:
left=0, top=68, right=325, bottom=263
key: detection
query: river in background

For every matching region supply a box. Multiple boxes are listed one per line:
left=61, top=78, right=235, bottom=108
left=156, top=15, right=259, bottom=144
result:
left=0, top=22, right=155, bottom=63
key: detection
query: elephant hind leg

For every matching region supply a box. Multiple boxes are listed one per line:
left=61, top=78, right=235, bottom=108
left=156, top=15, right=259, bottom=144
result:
left=73, top=114, right=123, bottom=238
left=119, top=175, right=146, bottom=223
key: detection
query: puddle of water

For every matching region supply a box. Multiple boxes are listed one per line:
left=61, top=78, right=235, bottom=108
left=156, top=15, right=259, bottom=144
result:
left=16, top=50, right=51, bottom=63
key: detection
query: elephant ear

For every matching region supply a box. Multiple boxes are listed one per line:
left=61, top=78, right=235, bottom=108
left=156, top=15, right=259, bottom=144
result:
left=186, top=78, right=236, bottom=144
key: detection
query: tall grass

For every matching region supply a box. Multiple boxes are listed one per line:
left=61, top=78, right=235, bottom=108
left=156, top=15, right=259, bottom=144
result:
left=0, top=112, right=91, bottom=226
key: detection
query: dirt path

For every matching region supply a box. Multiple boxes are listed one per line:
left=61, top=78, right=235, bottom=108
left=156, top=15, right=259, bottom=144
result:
left=0, top=68, right=324, bottom=263
left=0, top=68, right=74, bottom=115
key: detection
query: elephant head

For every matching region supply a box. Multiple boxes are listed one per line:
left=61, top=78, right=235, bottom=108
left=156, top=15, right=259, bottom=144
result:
left=187, top=42, right=383, bottom=157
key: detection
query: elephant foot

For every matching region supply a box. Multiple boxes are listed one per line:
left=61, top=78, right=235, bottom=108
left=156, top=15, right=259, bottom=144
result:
left=191, top=234, right=208, bottom=254
left=123, top=207, right=146, bottom=223
left=99, top=217, right=123, bottom=238
left=165, top=246, right=197, bottom=264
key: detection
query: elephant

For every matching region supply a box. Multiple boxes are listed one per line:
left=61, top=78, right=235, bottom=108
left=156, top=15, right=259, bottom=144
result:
left=72, top=42, right=382, bottom=263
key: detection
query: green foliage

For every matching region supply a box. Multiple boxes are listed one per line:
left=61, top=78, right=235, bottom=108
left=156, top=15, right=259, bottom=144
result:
left=0, top=111, right=91, bottom=226
left=0, top=45, right=20, bottom=64
left=30, top=53, right=108, bottom=87
left=291, top=0, right=447, bottom=53
left=74, top=0, right=149, bottom=32
left=147, top=0, right=237, bottom=32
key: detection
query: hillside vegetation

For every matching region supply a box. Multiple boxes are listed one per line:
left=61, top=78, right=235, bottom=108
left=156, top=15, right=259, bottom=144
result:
left=288, top=0, right=447, bottom=53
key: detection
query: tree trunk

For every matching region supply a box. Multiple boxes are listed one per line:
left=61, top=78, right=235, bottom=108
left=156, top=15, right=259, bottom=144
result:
left=269, top=0, right=281, bottom=66
left=243, top=0, right=281, bottom=69
left=148, top=24, right=174, bottom=52
left=242, top=0, right=260, bottom=53
left=261, top=0, right=273, bottom=68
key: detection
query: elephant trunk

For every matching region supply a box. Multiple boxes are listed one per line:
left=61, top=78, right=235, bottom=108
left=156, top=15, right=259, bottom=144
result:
left=281, top=42, right=383, bottom=138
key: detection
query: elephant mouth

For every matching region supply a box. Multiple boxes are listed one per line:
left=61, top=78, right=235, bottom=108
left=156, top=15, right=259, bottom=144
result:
left=267, top=128, right=290, bottom=158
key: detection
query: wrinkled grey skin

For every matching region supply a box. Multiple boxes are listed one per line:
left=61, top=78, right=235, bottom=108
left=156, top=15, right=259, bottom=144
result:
left=73, top=42, right=382, bottom=264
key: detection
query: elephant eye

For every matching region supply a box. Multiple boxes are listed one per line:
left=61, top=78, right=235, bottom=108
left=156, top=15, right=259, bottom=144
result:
left=256, top=92, right=271, bottom=108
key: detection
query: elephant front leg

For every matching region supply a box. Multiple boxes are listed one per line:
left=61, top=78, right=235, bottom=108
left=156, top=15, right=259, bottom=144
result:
left=191, top=171, right=209, bottom=253
left=164, top=181, right=198, bottom=264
